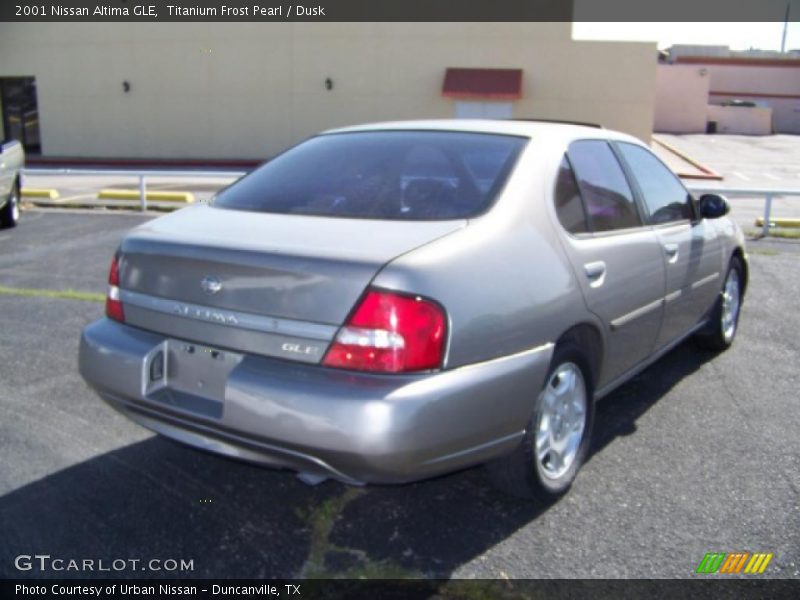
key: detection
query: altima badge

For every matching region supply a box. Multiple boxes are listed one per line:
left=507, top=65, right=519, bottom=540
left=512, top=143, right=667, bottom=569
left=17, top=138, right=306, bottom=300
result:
left=200, top=276, right=222, bottom=295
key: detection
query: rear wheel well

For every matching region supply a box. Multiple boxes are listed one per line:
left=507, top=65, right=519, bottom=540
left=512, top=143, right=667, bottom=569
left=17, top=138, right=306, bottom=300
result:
left=732, top=248, right=748, bottom=295
left=556, top=324, right=603, bottom=388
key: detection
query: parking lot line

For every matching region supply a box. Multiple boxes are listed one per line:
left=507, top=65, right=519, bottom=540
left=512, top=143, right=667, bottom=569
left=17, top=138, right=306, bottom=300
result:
left=0, top=285, right=105, bottom=303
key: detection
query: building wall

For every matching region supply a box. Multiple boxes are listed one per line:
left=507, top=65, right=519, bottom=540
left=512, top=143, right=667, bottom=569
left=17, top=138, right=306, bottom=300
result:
left=0, top=23, right=656, bottom=158
left=706, top=105, right=773, bottom=135
left=675, top=58, right=800, bottom=134
left=654, top=64, right=710, bottom=133
left=709, top=93, right=800, bottom=133
left=704, top=64, right=800, bottom=133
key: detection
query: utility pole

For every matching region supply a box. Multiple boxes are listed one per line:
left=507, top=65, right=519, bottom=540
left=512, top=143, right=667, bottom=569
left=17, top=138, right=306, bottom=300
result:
left=781, top=2, right=790, bottom=53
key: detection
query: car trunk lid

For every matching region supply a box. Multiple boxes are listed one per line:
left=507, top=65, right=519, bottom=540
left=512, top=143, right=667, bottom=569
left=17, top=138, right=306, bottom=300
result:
left=117, top=205, right=464, bottom=362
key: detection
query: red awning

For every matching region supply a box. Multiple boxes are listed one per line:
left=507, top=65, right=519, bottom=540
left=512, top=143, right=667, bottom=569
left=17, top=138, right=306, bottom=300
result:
left=442, top=68, right=523, bottom=100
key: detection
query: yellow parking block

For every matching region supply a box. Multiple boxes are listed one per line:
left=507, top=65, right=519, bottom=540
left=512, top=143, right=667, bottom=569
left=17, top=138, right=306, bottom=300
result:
left=98, top=189, right=195, bottom=203
left=22, top=188, right=60, bottom=199
left=755, top=217, right=800, bottom=229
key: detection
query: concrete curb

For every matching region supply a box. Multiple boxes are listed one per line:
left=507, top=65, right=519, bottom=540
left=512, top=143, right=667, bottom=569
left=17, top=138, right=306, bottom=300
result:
left=756, top=217, right=800, bottom=229
left=23, top=197, right=183, bottom=212
left=22, top=188, right=60, bottom=199
left=651, top=137, right=723, bottom=181
left=97, top=189, right=195, bottom=203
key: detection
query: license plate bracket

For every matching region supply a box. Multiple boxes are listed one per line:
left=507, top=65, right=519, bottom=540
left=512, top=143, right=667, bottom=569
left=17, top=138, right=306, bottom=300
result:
left=143, top=340, right=243, bottom=418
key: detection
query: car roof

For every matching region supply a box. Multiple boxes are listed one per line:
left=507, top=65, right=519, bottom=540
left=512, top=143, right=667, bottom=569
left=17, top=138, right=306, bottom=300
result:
left=323, top=119, right=643, bottom=145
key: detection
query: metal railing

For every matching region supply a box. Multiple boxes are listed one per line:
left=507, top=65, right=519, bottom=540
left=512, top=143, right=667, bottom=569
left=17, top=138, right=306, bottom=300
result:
left=21, top=168, right=248, bottom=211
left=687, top=185, right=800, bottom=237
left=20, top=168, right=800, bottom=237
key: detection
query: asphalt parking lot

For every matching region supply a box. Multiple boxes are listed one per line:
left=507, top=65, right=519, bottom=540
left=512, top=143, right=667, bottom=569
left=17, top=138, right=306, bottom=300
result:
left=1, top=210, right=798, bottom=580
left=657, top=134, right=800, bottom=190
left=657, top=134, right=800, bottom=231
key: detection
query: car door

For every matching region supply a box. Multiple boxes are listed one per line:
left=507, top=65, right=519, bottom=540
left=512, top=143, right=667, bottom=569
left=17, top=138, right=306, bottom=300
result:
left=614, top=142, right=723, bottom=349
left=554, top=140, right=666, bottom=387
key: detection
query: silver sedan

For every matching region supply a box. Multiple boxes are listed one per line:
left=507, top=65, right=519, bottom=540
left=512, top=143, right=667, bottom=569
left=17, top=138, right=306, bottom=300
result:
left=79, top=120, right=747, bottom=500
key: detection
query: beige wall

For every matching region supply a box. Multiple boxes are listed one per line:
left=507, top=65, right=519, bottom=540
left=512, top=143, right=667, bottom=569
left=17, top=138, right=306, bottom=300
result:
left=654, top=65, right=710, bottom=133
left=0, top=23, right=656, bottom=159
left=706, top=105, right=773, bottom=135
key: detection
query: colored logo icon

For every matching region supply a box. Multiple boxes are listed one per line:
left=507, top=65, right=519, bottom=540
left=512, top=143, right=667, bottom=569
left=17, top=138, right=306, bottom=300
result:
left=696, top=552, right=773, bottom=574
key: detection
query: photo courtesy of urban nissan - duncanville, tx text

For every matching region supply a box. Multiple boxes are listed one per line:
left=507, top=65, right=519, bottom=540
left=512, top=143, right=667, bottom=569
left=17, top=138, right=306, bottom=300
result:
left=79, top=120, right=747, bottom=501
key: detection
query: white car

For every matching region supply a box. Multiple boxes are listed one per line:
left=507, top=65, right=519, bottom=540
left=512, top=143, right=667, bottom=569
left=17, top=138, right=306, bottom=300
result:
left=0, top=139, right=24, bottom=228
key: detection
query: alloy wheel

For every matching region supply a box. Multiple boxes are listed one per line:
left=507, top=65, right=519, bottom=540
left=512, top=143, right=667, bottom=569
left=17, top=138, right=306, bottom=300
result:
left=10, top=188, right=19, bottom=223
left=721, top=268, right=740, bottom=343
left=535, top=362, right=587, bottom=480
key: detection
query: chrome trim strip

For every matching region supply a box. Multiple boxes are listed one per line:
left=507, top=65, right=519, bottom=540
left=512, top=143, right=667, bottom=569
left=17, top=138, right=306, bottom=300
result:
left=610, top=272, right=720, bottom=332
left=610, top=298, right=664, bottom=330
left=691, top=272, right=720, bottom=291
left=449, top=342, right=555, bottom=373
left=120, top=289, right=338, bottom=341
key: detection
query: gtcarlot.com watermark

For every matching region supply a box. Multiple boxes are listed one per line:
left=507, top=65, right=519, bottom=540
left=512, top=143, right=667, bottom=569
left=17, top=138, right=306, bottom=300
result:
left=14, top=554, right=194, bottom=573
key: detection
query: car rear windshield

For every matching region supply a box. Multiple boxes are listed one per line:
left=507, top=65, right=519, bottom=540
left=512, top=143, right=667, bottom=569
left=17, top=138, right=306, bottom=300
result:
left=212, top=131, right=527, bottom=220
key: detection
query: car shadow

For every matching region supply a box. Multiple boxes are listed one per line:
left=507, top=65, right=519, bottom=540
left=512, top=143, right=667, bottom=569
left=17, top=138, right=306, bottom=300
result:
left=0, top=341, right=715, bottom=579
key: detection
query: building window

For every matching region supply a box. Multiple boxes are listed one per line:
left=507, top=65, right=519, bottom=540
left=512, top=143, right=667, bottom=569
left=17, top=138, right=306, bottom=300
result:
left=443, top=67, right=522, bottom=120
left=454, top=101, right=513, bottom=119
left=1, top=77, right=41, bottom=154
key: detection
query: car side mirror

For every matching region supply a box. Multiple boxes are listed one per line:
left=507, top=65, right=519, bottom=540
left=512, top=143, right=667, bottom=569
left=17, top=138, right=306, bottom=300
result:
left=697, top=193, right=730, bottom=219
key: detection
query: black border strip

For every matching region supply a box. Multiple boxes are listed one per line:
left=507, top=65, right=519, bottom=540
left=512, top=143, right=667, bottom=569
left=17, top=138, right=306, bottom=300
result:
left=3, top=579, right=800, bottom=600
left=1, top=0, right=799, bottom=22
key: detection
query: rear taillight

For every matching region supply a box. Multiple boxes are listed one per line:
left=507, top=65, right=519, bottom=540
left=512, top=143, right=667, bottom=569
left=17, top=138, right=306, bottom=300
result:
left=106, top=255, right=125, bottom=323
left=322, top=289, right=446, bottom=373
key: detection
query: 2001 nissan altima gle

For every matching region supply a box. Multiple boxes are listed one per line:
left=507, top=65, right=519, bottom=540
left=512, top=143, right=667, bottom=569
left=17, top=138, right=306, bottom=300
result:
left=79, top=120, right=747, bottom=500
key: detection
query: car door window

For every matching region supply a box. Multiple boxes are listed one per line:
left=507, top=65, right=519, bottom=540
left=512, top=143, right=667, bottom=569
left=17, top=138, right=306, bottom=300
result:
left=567, top=140, right=642, bottom=232
left=554, top=155, right=588, bottom=234
left=617, top=142, right=693, bottom=224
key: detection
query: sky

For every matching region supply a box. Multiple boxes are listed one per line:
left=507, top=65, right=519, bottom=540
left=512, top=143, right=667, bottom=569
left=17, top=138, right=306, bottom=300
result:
left=572, top=22, right=800, bottom=52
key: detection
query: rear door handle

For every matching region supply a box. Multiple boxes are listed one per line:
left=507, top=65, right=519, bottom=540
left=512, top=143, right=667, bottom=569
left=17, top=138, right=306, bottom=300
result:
left=663, top=243, right=679, bottom=263
left=584, top=261, right=606, bottom=287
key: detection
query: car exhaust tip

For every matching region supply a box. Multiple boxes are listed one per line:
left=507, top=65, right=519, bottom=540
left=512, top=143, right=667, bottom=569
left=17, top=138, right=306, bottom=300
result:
left=296, top=472, right=329, bottom=486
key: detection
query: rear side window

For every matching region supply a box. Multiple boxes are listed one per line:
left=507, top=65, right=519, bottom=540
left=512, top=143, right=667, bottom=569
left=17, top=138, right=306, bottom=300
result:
left=567, top=140, right=642, bottom=232
left=616, top=142, right=693, bottom=224
left=213, top=131, right=527, bottom=220
left=554, top=156, right=588, bottom=234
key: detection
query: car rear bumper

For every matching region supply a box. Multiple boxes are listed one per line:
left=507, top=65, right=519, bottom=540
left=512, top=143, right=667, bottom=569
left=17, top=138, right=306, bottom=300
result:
left=79, top=318, right=553, bottom=484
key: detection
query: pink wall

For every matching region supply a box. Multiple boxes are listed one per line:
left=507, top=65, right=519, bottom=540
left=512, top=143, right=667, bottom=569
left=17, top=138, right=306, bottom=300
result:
left=677, top=58, right=800, bottom=134
left=654, top=65, right=710, bottom=133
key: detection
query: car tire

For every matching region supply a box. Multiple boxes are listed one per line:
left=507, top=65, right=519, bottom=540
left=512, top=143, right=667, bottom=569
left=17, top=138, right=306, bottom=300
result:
left=694, top=257, right=743, bottom=352
left=486, top=341, right=595, bottom=502
left=1, top=182, right=20, bottom=229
